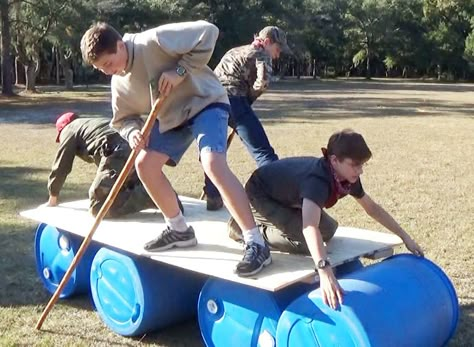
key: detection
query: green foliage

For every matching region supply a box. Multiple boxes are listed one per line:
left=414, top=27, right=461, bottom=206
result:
left=3, top=0, right=474, bottom=82
left=465, top=17, right=474, bottom=61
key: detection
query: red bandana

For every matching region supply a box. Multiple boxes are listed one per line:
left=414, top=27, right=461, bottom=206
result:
left=252, top=38, right=265, bottom=49
left=321, top=148, right=352, bottom=208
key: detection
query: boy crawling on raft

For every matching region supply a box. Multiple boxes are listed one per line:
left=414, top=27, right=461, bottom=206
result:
left=229, top=129, right=424, bottom=308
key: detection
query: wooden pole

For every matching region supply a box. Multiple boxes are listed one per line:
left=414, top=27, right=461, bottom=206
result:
left=35, top=97, right=165, bottom=330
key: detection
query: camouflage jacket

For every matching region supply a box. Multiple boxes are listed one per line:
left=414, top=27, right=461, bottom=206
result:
left=48, top=118, right=119, bottom=196
left=214, top=44, right=273, bottom=103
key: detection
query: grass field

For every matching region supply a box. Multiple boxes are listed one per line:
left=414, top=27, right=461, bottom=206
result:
left=0, top=78, right=473, bottom=346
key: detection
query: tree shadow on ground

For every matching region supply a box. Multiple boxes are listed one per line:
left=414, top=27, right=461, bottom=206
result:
left=0, top=164, right=90, bottom=209
left=0, top=164, right=92, bottom=307
left=255, top=97, right=474, bottom=122
left=449, top=302, right=474, bottom=346
left=0, top=165, right=51, bottom=207
left=275, top=78, right=474, bottom=93
left=0, top=222, right=52, bottom=307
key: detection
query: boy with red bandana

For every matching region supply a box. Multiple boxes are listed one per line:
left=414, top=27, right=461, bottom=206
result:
left=236, top=129, right=424, bottom=308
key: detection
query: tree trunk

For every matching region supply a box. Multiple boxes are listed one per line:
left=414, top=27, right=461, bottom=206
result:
left=25, top=63, right=38, bottom=92
left=1, top=0, right=14, bottom=95
left=365, top=47, right=371, bottom=79
left=64, top=68, right=73, bottom=90
left=56, top=47, right=60, bottom=85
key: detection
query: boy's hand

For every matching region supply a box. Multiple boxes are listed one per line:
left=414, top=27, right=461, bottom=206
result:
left=318, top=267, right=344, bottom=309
left=128, top=130, right=147, bottom=151
left=158, top=70, right=185, bottom=97
left=404, top=237, right=424, bottom=257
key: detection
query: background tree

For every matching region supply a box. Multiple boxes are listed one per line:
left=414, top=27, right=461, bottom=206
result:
left=1, top=0, right=14, bottom=95
left=12, top=0, right=70, bottom=92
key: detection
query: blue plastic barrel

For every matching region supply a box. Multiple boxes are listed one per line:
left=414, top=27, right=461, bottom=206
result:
left=198, top=260, right=363, bottom=347
left=90, top=247, right=207, bottom=336
left=34, top=223, right=100, bottom=298
left=276, top=254, right=459, bottom=347
left=198, top=278, right=315, bottom=347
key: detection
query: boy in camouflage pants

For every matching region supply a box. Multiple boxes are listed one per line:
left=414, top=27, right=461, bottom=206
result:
left=202, top=26, right=292, bottom=211
left=46, top=112, right=182, bottom=217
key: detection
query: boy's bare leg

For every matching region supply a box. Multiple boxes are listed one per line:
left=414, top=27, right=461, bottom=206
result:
left=201, top=151, right=271, bottom=277
left=200, top=151, right=256, bottom=231
left=135, top=149, right=197, bottom=252
left=135, top=149, right=180, bottom=218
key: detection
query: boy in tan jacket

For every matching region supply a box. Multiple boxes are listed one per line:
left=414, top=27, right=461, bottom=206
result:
left=81, top=20, right=270, bottom=277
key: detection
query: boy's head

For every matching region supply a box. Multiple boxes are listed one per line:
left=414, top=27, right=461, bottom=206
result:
left=55, top=112, right=78, bottom=143
left=80, top=22, right=127, bottom=75
left=257, top=26, right=291, bottom=59
left=326, top=129, right=372, bottom=183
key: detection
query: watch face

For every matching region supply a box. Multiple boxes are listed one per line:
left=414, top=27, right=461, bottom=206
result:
left=318, top=259, right=330, bottom=268
left=176, top=65, right=186, bottom=76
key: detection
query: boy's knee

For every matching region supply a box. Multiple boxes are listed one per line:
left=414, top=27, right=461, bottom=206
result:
left=201, top=152, right=227, bottom=179
left=135, top=151, right=165, bottom=177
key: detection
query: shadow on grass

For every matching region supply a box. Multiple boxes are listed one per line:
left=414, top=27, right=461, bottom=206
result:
left=0, top=220, right=98, bottom=308
left=0, top=166, right=50, bottom=208
left=0, top=222, right=50, bottom=307
left=2, top=80, right=473, bottom=127
left=38, top=318, right=204, bottom=347
left=0, top=164, right=93, bottom=307
left=0, top=164, right=91, bottom=209
left=255, top=96, right=473, bottom=122
left=136, top=319, right=204, bottom=347
left=276, top=78, right=474, bottom=93
left=449, top=303, right=474, bottom=347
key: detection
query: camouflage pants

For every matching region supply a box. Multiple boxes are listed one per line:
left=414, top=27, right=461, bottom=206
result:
left=245, top=173, right=338, bottom=255
left=88, top=135, right=155, bottom=218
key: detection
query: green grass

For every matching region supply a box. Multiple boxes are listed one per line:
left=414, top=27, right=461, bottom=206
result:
left=0, top=78, right=473, bottom=346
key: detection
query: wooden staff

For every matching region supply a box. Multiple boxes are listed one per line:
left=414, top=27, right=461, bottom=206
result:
left=35, top=97, right=166, bottom=330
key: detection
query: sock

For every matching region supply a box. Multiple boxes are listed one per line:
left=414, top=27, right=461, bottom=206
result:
left=165, top=211, right=188, bottom=232
left=243, top=227, right=265, bottom=247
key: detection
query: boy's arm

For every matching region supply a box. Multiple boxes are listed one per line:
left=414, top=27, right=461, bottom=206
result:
left=355, top=194, right=424, bottom=256
left=153, top=20, right=220, bottom=97
left=157, top=20, right=220, bottom=73
left=251, top=53, right=272, bottom=99
left=302, top=198, right=344, bottom=309
left=47, top=135, right=77, bottom=204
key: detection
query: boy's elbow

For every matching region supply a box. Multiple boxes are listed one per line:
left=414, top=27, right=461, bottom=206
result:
left=198, top=20, right=219, bottom=37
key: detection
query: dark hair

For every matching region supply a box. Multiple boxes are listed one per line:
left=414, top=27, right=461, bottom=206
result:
left=327, top=129, right=372, bottom=164
left=80, top=22, right=122, bottom=65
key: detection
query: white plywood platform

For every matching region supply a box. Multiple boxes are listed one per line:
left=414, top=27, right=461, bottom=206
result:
left=21, top=196, right=402, bottom=291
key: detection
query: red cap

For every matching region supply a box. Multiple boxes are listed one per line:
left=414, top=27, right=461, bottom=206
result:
left=55, top=112, right=78, bottom=142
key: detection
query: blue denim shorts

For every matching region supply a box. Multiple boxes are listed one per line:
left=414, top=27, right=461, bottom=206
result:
left=148, top=105, right=229, bottom=165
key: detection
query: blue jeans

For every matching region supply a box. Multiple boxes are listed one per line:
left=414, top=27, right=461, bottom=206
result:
left=204, top=96, right=278, bottom=198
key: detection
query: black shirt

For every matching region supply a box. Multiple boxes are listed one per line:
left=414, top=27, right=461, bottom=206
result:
left=253, top=156, right=365, bottom=209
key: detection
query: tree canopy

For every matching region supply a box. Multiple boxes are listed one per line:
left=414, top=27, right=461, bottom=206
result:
left=1, top=0, right=473, bottom=94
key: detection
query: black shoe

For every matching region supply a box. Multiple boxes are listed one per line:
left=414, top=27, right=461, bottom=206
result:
left=206, top=195, right=224, bottom=211
left=234, top=242, right=272, bottom=277
left=227, top=217, right=243, bottom=243
left=144, top=226, right=197, bottom=251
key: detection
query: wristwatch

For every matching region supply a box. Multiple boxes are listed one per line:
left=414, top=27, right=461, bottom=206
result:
left=316, top=258, right=331, bottom=270
left=176, top=65, right=187, bottom=77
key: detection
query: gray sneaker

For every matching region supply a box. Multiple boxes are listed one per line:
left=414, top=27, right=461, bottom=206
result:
left=234, top=242, right=272, bottom=277
left=144, top=226, right=197, bottom=251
